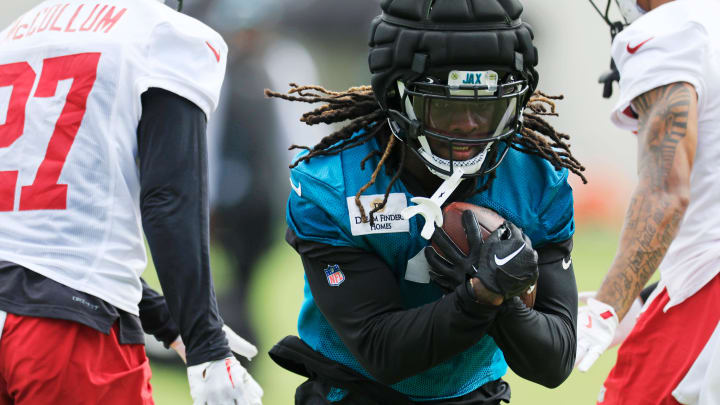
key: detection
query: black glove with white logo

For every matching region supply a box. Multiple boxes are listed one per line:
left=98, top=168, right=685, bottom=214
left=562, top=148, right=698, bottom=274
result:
left=426, top=211, right=538, bottom=299
left=476, top=221, right=538, bottom=299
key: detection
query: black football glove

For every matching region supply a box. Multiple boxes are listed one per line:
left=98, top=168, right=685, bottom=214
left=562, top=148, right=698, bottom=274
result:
left=425, top=210, right=484, bottom=293
left=476, top=220, right=538, bottom=299
left=425, top=211, right=538, bottom=299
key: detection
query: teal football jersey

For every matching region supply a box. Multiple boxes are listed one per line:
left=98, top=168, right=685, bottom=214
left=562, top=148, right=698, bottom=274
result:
left=286, top=131, right=574, bottom=401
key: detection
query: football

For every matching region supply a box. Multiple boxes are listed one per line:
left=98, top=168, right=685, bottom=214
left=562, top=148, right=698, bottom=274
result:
left=435, top=202, right=537, bottom=308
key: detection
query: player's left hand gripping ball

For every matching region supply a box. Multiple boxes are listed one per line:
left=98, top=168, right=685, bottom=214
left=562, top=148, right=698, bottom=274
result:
left=187, top=355, right=263, bottom=405
left=575, top=297, right=619, bottom=372
left=425, top=210, right=490, bottom=292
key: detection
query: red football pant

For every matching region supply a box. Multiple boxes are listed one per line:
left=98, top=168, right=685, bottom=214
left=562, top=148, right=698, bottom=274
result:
left=0, top=313, right=154, bottom=405
left=599, top=275, right=720, bottom=405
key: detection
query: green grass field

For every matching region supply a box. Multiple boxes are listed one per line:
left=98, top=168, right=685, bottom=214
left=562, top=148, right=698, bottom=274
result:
left=145, top=223, right=644, bottom=405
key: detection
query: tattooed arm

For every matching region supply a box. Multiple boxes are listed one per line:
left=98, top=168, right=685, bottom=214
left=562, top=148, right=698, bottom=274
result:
left=595, top=82, right=698, bottom=320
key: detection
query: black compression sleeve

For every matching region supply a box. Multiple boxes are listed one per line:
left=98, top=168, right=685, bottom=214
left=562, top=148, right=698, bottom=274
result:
left=138, top=278, right=180, bottom=348
left=287, top=229, right=501, bottom=385
left=138, top=88, right=230, bottom=366
left=488, top=238, right=577, bottom=388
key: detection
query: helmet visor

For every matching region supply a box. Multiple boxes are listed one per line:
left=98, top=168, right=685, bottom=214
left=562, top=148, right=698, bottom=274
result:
left=412, top=96, right=517, bottom=141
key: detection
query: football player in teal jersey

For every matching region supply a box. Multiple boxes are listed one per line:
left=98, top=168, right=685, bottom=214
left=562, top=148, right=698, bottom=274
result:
left=266, top=1, right=586, bottom=404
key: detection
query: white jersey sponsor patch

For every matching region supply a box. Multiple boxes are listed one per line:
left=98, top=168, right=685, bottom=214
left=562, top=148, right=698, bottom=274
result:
left=347, top=193, right=409, bottom=236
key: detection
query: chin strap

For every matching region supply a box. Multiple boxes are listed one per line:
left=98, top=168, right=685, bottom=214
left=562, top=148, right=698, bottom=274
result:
left=597, top=21, right=624, bottom=98
left=587, top=1, right=626, bottom=98
left=401, top=168, right=465, bottom=240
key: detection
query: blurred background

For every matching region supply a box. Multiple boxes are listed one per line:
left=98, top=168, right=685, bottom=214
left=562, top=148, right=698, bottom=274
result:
left=1, top=0, right=645, bottom=404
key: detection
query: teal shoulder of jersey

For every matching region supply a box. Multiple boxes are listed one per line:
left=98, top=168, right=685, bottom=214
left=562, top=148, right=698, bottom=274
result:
left=285, top=130, right=574, bottom=401
left=287, top=131, right=574, bottom=252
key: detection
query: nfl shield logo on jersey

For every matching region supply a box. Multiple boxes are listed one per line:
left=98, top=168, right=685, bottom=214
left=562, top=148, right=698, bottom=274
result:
left=324, top=264, right=345, bottom=287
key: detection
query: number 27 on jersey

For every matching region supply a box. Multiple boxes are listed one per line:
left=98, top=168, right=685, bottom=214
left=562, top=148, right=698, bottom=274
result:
left=0, top=52, right=100, bottom=212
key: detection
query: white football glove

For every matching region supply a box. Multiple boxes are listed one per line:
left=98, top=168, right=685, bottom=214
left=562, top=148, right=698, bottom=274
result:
left=575, top=297, right=619, bottom=372
left=221, top=324, right=259, bottom=361
left=187, top=356, right=262, bottom=405
left=172, top=325, right=263, bottom=405
left=579, top=291, right=644, bottom=349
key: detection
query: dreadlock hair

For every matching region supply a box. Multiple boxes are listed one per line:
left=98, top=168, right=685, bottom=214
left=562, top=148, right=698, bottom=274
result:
left=265, top=84, right=586, bottom=225
left=513, top=92, right=587, bottom=183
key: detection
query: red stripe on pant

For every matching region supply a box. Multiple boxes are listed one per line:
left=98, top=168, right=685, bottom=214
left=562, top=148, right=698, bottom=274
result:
left=0, top=314, right=154, bottom=405
left=599, top=275, right=720, bottom=405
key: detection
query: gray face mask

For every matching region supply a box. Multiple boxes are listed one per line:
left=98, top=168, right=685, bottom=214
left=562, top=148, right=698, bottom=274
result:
left=616, top=0, right=647, bottom=24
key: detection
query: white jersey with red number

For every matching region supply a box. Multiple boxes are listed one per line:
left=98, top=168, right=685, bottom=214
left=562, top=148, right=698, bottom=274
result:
left=610, top=0, right=720, bottom=311
left=0, top=0, right=227, bottom=315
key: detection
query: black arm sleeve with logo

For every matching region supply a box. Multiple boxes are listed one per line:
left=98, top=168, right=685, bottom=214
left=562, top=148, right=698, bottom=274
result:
left=488, top=238, right=577, bottom=388
left=287, top=229, right=502, bottom=385
left=138, top=88, right=231, bottom=366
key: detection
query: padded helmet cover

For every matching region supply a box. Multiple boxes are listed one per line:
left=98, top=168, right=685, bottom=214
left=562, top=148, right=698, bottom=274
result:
left=369, top=0, right=539, bottom=110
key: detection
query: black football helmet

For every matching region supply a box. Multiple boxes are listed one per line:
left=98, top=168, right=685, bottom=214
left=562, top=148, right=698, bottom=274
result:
left=369, top=0, right=538, bottom=179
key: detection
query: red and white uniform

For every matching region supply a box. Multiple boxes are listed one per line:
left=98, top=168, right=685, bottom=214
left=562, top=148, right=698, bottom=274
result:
left=603, top=1, right=720, bottom=404
left=0, top=0, right=227, bottom=315
left=612, top=0, right=720, bottom=312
